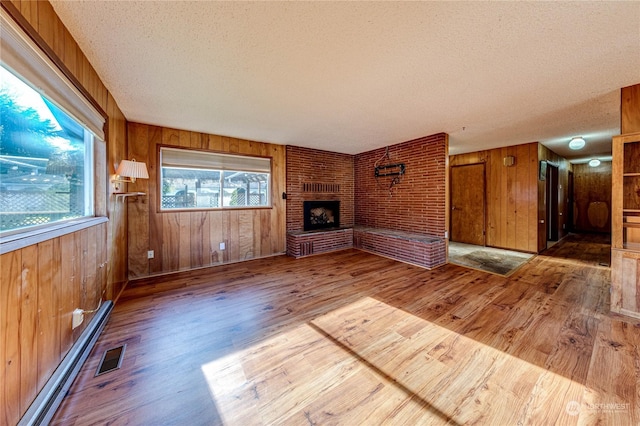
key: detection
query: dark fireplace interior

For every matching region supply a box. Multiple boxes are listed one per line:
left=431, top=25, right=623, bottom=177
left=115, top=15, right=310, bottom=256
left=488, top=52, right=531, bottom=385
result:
left=303, top=200, right=340, bottom=231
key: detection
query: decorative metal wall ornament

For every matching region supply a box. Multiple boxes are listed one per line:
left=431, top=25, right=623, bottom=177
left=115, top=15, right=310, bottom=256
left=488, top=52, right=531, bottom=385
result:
left=374, top=146, right=406, bottom=196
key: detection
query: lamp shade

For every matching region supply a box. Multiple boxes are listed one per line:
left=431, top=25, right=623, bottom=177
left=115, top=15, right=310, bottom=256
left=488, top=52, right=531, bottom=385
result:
left=116, top=159, right=149, bottom=180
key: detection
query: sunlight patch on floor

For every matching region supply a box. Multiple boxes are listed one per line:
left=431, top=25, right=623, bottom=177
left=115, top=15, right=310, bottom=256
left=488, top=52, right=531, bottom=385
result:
left=201, top=297, right=624, bottom=424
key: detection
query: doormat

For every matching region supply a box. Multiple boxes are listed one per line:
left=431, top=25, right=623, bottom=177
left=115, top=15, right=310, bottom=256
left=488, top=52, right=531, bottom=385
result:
left=449, top=243, right=534, bottom=276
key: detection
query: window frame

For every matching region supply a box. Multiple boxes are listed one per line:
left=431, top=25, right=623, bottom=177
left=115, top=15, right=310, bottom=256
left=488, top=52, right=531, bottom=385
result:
left=157, top=145, right=273, bottom=212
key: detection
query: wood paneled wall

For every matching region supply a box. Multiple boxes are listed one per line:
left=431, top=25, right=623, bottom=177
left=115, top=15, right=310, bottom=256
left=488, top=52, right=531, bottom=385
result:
left=572, top=161, right=612, bottom=233
left=0, top=2, right=128, bottom=423
left=450, top=142, right=539, bottom=253
left=126, top=123, right=286, bottom=278
left=621, top=84, right=640, bottom=134
left=105, top=92, right=129, bottom=298
left=1, top=223, right=108, bottom=424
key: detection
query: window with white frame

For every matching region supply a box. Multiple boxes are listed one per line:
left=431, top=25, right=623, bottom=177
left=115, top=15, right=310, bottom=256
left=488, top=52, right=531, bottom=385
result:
left=160, top=147, right=271, bottom=210
left=0, top=10, right=103, bottom=237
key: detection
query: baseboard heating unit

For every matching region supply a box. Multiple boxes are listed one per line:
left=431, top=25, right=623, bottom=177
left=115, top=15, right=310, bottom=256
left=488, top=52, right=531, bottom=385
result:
left=18, top=300, right=113, bottom=426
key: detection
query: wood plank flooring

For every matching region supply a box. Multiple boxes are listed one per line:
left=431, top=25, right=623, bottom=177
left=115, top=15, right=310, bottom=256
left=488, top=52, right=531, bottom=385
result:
left=51, top=234, right=639, bottom=425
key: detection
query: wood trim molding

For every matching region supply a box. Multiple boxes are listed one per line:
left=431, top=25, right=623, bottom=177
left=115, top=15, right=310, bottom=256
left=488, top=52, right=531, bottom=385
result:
left=0, top=216, right=109, bottom=255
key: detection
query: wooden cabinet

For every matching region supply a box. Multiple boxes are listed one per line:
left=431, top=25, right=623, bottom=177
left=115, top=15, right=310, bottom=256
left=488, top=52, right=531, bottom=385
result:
left=611, top=132, right=640, bottom=318
left=611, top=250, right=640, bottom=317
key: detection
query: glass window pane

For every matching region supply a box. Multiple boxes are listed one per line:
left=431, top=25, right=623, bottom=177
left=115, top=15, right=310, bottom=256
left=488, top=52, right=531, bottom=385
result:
left=161, top=168, right=222, bottom=209
left=0, top=65, right=93, bottom=233
left=222, top=171, right=269, bottom=207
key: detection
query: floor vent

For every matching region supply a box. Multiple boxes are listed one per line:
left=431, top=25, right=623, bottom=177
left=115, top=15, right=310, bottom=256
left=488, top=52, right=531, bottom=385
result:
left=96, top=345, right=126, bottom=376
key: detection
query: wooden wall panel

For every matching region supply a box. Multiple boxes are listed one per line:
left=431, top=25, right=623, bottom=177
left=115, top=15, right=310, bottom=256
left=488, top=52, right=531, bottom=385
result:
left=36, top=240, right=58, bottom=390
left=485, top=150, right=499, bottom=246
left=527, top=143, right=539, bottom=252
left=0, top=222, right=108, bottom=424
left=59, top=233, right=76, bottom=354
left=621, top=84, right=640, bottom=134
left=0, top=2, right=128, bottom=422
left=19, top=245, right=38, bottom=411
left=127, top=123, right=286, bottom=278
left=505, top=146, right=517, bottom=249
left=514, top=144, right=530, bottom=249
left=179, top=212, right=191, bottom=269
left=450, top=142, right=542, bottom=253
left=127, top=123, right=150, bottom=278
left=1, top=250, right=22, bottom=425
left=105, top=92, right=127, bottom=299
left=572, top=161, right=612, bottom=233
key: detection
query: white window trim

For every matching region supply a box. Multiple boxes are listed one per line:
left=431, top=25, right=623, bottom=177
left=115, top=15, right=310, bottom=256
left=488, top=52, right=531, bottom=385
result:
left=0, top=216, right=108, bottom=255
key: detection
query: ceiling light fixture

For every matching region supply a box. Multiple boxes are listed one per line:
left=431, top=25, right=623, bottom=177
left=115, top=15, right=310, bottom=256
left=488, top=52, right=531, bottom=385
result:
left=569, top=137, right=586, bottom=150
left=589, top=159, right=601, bottom=167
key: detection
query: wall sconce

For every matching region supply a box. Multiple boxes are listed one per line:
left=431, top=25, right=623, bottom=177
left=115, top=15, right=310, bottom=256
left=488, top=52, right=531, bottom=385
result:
left=112, top=159, right=149, bottom=192
left=503, top=156, right=515, bottom=167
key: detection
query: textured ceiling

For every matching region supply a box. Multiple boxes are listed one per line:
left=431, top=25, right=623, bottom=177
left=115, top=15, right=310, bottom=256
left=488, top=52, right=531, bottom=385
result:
left=50, top=1, right=640, bottom=161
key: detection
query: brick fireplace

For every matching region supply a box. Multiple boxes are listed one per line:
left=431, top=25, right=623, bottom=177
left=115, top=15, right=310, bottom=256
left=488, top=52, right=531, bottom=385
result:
left=286, top=146, right=354, bottom=257
left=285, top=134, right=447, bottom=268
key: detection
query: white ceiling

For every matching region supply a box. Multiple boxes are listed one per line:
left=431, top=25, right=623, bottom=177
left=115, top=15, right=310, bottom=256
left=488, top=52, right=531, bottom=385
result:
left=50, top=1, right=640, bottom=161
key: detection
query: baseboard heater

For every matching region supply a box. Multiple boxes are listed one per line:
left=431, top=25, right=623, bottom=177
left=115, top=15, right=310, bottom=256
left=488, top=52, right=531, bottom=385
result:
left=18, top=300, right=114, bottom=426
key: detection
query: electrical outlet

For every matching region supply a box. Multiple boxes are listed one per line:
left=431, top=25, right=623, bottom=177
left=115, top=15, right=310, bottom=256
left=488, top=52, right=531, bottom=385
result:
left=147, top=250, right=154, bottom=259
left=72, top=309, right=84, bottom=329
left=219, top=242, right=226, bottom=250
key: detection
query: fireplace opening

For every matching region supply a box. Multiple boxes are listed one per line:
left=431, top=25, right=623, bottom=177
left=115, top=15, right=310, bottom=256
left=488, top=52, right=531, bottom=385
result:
left=303, top=200, right=340, bottom=231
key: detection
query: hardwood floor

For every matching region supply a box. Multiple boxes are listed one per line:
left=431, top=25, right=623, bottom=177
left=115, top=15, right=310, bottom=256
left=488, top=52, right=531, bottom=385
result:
left=52, top=234, right=639, bottom=425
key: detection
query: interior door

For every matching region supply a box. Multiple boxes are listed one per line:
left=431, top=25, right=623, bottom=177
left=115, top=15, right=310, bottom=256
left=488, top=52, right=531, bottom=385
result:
left=451, top=163, right=485, bottom=245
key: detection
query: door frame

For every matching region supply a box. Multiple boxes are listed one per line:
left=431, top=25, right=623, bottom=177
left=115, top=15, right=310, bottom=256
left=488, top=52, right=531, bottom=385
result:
left=450, top=162, right=486, bottom=246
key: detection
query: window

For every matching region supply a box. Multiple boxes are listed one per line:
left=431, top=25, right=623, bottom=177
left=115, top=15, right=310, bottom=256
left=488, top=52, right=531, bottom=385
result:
left=160, top=147, right=271, bottom=210
left=0, top=9, right=105, bottom=242
left=0, top=66, right=94, bottom=234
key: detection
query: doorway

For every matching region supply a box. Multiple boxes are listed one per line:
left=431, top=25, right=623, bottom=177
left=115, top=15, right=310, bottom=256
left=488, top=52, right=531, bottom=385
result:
left=450, top=163, right=485, bottom=246
left=567, top=171, right=574, bottom=233
left=546, top=162, right=559, bottom=242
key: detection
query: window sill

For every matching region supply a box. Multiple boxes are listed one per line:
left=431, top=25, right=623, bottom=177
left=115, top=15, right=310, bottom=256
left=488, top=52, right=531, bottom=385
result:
left=0, top=216, right=109, bottom=255
left=158, top=205, right=273, bottom=213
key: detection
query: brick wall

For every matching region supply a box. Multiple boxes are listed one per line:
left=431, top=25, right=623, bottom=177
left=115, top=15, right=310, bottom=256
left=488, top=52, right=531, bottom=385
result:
left=286, top=146, right=355, bottom=232
left=355, top=133, right=448, bottom=238
left=353, top=228, right=446, bottom=269
left=287, top=228, right=354, bottom=258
